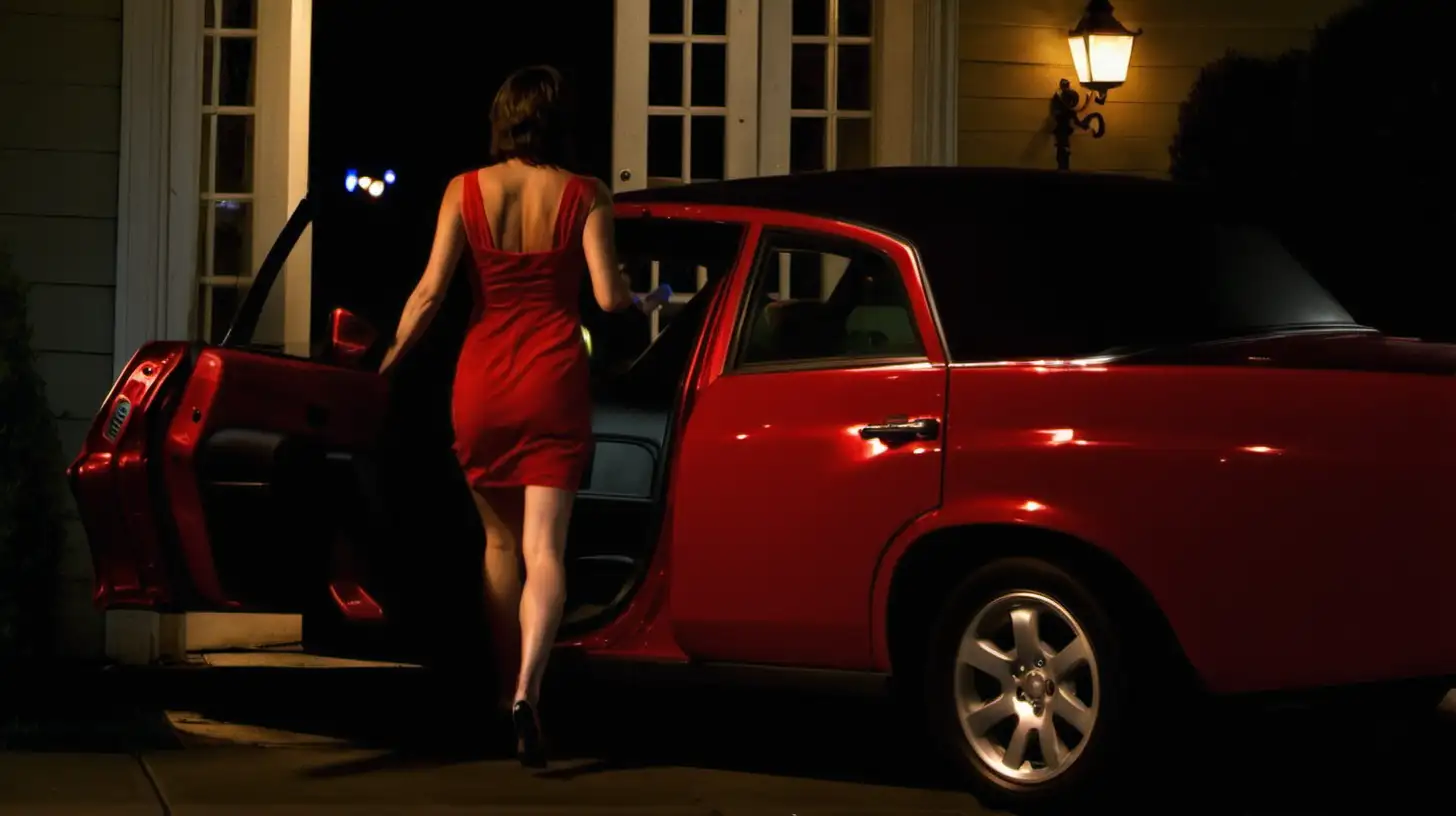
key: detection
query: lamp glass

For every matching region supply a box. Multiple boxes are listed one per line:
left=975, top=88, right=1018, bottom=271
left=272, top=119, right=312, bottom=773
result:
left=1088, top=33, right=1134, bottom=84
left=1069, top=32, right=1135, bottom=86
left=1068, top=36, right=1092, bottom=83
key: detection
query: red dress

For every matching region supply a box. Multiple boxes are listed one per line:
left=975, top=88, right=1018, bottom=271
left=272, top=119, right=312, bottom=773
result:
left=451, top=169, right=594, bottom=491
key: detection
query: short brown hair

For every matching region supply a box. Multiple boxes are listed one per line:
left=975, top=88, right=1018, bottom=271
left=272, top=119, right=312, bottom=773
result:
left=489, top=65, right=572, bottom=167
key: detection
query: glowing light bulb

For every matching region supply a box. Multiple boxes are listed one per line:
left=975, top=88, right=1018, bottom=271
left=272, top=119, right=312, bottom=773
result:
left=344, top=170, right=358, bottom=192
left=358, top=175, right=373, bottom=191
left=367, top=179, right=385, bottom=197
left=383, top=170, right=396, bottom=185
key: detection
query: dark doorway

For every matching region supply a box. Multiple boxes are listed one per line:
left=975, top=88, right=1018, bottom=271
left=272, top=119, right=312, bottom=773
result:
left=302, top=2, right=615, bottom=663
left=309, top=1, right=614, bottom=339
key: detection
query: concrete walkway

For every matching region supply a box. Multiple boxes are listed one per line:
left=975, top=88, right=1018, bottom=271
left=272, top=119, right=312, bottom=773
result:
left=0, top=747, right=994, bottom=815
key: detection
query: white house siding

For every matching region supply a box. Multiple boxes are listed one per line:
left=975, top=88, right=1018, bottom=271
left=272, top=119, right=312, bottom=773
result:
left=0, top=0, right=123, bottom=658
left=955, top=0, right=1354, bottom=176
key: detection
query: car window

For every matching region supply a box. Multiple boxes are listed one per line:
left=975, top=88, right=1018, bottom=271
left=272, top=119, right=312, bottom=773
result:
left=585, top=218, right=746, bottom=403
left=734, top=231, right=924, bottom=369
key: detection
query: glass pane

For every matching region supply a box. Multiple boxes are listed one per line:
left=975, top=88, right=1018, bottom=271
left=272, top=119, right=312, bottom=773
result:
left=203, top=37, right=215, bottom=105
left=205, top=0, right=215, bottom=28
left=213, top=200, right=253, bottom=278
left=690, top=115, right=725, bottom=181
left=836, top=117, right=872, bottom=170
left=838, top=45, right=872, bottom=111
left=220, top=0, right=255, bottom=29
left=839, top=0, right=873, bottom=37
left=791, top=44, right=827, bottom=110
left=648, top=43, right=684, bottom=107
left=214, top=114, right=254, bottom=193
left=691, top=0, right=726, bottom=35
left=789, top=117, right=826, bottom=173
left=202, top=285, right=241, bottom=345
left=196, top=203, right=210, bottom=278
left=690, top=43, right=726, bottom=107
left=649, top=0, right=685, bottom=34
left=792, top=0, right=827, bottom=36
left=200, top=114, right=214, bottom=192
left=647, top=115, right=683, bottom=179
left=219, top=37, right=255, bottom=107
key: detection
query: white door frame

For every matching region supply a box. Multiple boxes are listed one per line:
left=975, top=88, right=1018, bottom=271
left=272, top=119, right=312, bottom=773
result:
left=114, top=0, right=202, bottom=377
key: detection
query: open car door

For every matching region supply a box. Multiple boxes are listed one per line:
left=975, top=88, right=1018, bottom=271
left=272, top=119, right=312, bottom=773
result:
left=69, top=196, right=391, bottom=619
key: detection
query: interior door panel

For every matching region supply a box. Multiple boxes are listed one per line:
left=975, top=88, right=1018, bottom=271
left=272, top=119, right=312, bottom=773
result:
left=162, top=347, right=389, bottom=611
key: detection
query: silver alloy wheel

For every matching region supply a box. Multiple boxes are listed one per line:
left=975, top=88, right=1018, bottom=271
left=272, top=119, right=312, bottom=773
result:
left=954, top=590, right=1100, bottom=784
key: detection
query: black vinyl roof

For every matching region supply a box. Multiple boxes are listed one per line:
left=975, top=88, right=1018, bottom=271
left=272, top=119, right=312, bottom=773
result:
left=614, top=166, right=1177, bottom=238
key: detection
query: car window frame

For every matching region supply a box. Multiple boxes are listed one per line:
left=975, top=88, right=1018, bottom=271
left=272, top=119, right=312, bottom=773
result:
left=724, top=227, right=931, bottom=376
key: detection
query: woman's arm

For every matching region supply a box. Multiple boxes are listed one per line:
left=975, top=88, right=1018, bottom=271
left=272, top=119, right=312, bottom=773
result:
left=379, top=176, right=467, bottom=375
left=582, top=179, right=636, bottom=313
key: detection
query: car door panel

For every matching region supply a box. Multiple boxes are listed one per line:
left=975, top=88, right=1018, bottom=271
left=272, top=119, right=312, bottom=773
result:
left=163, top=347, right=388, bottom=612
left=667, top=223, right=948, bottom=670
left=669, top=364, right=945, bottom=667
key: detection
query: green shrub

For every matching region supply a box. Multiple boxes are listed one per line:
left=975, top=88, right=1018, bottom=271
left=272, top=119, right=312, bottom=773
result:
left=0, top=248, right=65, bottom=662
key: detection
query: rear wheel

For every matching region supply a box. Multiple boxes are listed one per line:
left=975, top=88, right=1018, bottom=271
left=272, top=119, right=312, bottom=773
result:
left=923, top=557, right=1142, bottom=811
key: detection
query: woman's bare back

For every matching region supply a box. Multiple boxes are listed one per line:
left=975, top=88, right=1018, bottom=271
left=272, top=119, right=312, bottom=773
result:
left=473, top=161, right=580, bottom=254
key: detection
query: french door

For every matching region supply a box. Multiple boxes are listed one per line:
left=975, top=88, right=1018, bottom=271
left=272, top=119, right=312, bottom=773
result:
left=612, top=0, right=762, bottom=195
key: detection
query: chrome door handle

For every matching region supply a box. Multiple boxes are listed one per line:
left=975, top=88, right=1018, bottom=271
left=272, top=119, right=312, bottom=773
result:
left=859, top=418, right=940, bottom=442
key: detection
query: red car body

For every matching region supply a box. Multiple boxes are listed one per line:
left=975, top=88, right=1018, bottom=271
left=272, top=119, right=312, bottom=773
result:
left=69, top=168, right=1456, bottom=805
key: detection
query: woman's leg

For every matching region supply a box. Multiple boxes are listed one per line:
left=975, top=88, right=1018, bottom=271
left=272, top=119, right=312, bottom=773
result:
left=515, top=485, right=574, bottom=705
left=471, top=486, right=525, bottom=707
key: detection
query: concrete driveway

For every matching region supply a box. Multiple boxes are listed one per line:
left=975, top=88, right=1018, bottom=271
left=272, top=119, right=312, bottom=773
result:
left=3, top=662, right=1454, bottom=814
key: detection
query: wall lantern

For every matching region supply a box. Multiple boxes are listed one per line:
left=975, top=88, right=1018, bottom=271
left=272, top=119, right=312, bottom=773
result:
left=1051, top=0, right=1143, bottom=171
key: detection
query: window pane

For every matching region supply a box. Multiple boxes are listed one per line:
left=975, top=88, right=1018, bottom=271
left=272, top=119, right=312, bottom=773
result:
left=220, top=0, right=255, bottom=29
left=789, top=117, right=825, bottom=173
left=212, top=200, right=253, bottom=278
left=649, top=0, right=685, bottom=34
left=738, top=243, right=922, bottom=366
left=791, top=43, right=826, bottom=110
left=201, top=284, right=241, bottom=345
left=214, top=115, right=254, bottom=193
left=196, top=203, right=210, bottom=278
left=647, top=115, right=683, bottom=179
left=690, top=115, right=725, bottom=181
left=836, top=117, right=872, bottom=170
left=837, top=44, right=872, bottom=111
left=839, top=0, right=873, bottom=37
left=649, top=43, right=684, bottom=107
left=792, top=0, right=827, bottom=36
left=203, top=37, right=215, bottom=105
left=691, top=0, right=726, bottom=35
left=205, top=0, right=216, bottom=28
left=690, top=43, right=726, bottom=107
left=219, top=37, right=255, bottom=107
left=199, top=114, right=215, bottom=192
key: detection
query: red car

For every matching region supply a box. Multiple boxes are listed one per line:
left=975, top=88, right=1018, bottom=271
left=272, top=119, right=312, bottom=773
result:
left=71, top=167, right=1456, bottom=809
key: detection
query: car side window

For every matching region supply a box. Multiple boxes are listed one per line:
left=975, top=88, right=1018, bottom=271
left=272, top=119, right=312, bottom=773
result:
left=735, top=232, right=923, bottom=369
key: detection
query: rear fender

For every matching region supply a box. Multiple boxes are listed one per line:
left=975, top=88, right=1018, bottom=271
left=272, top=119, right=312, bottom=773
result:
left=868, top=496, right=1112, bottom=671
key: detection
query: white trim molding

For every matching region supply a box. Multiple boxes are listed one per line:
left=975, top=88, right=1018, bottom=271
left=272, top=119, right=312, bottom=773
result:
left=911, top=0, right=959, bottom=166
left=115, top=0, right=202, bottom=377
left=254, top=0, right=313, bottom=358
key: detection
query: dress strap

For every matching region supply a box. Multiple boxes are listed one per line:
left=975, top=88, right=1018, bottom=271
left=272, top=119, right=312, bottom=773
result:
left=460, top=169, right=495, bottom=252
left=552, top=175, right=594, bottom=248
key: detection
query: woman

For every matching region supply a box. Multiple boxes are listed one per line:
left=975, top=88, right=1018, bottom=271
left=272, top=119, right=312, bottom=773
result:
left=378, top=65, right=656, bottom=767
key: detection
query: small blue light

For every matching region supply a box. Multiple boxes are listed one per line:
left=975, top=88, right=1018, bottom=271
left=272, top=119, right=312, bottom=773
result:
left=344, top=169, right=358, bottom=193
left=383, top=170, right=396, bottom=185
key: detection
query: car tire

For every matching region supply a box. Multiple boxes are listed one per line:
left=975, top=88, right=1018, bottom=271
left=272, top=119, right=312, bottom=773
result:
left=923, top=557, right=1149, bottom=812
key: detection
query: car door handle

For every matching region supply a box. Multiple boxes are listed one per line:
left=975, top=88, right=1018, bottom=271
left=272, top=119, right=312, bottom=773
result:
left=859, top=417, right=940, bottom=442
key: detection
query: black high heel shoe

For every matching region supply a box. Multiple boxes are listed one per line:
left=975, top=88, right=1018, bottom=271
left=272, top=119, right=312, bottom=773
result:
left=511, top=700, right=547, bottom=769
